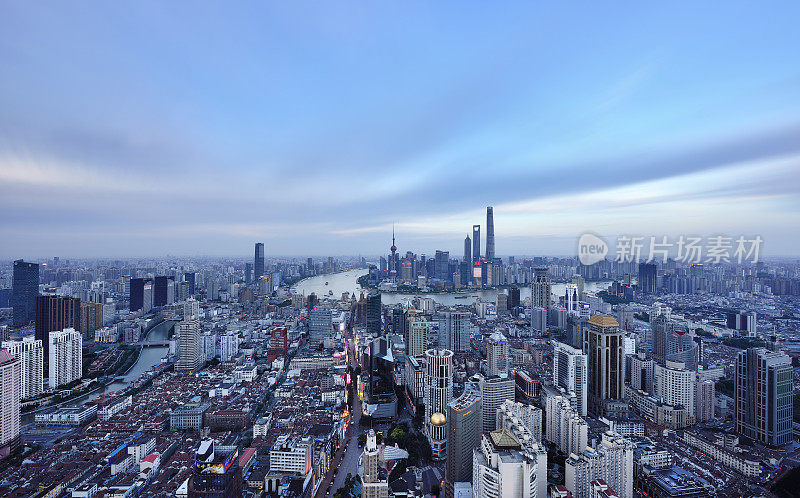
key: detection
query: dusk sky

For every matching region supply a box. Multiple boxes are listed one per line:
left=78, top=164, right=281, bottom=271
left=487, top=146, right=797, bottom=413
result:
left=1, top=2, right=800, bottom=258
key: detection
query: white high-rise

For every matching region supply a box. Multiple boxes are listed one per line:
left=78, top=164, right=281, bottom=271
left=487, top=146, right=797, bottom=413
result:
left=183, top=299, right=200, bottom=320
left=472, top=429, right=539, bottom=498
left=0, top=349, right=21, bottom=457
left=425, top=348, right=453, bottom=460
left=48, top=328, right=82, bottom=389
left=553, top=341, right=588, bottom=417
left=2, top=335, right=43, bottom=399
left=495, top=402, right=548, bottom=498
left=176, top=319, right=203, bottom=372
left=487, top=332, right=509, bottom=376
left=219, top=333, right=238, bottom=362
left=565, top=283, right=579, bottom=315
left=362, top=429, right=389, bottom=498
left=477, top=373, right=516, bottom=433
left=565, top=432, right=634, bottom=498
left=655, top=360, right=695, bottom=427
left=545, top=394, right=588, bottom=457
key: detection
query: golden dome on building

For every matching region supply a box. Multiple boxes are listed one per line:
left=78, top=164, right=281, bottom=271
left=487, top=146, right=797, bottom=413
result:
left=430, top=412, right=446, bottom=426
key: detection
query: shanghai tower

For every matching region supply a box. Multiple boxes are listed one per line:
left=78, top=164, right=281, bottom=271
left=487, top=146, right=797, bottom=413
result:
left=486, top=206, right=495, bottom=260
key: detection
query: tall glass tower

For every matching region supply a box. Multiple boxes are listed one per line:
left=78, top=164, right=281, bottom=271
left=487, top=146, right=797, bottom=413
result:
left=486, top=206, right=495, bottom=260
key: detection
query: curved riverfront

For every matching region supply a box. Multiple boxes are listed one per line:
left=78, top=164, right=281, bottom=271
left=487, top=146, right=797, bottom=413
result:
left=292, top=269, right=610, bottom=306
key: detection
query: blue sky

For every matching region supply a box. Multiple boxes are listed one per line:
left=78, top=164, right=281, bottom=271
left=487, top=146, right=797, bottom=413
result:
left=1, top=2, right=799, bottom=257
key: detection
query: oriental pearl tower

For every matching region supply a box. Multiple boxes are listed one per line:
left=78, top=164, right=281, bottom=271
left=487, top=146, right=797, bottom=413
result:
left=389, top=224, right=398, bottom=281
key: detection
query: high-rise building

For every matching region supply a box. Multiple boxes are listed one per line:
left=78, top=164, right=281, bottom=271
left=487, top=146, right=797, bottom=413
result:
left=79, top=301, right=103, bottom=338
left=497, top=399, right=543, bottom=443
left=36, top=295, right=80, bottom=360
left=2, top=336, right=43, bottom=399
left=531, top=267, right=551, bottom=309
left=553, top=341, right=588, bottom=417
left=244, top=263, right=253, bottom=284
left=254, top=242, right=265, bottom=281
left=364, top=336, right=398, bottom=419
left=366, top=290, right=382, bottom=336
left=308, top=306, right=332, bottom=345
left=695, top=378, right=715, bottom=422
left=176, top=319, right=203, bottom=372
left=434, top=250, right=450, bottom=281
left=472, top=225, right=481, bottom=265
left=651, top=315, right=697, bottom=371
left=565, top=432, right=634, bottom=498
left=439, top=311, right=471, bottom=352
left=362, top=429, right=389, bottom=498
left=472, top=429, right=539, bottom=498
left=486, top=206, right=495, bottom=260
left=477, top=373, right=515, bottom=433
left=654, top=360, right=695, bottom=428
left=487, top=332, right=509, bottom=377
left=425, top=348, right=453, bottom=460
left=583, top=315, right=624, bottom=417
left=219, top=333, right=238, bottom=362
left=509, top=285, right=521, bottom=309
left=638, top=263, right=657, bottom=294
left=11, top=260, right=39, bottom=326
left=445, top=387, right=481, bottom=498
left=188, top=440, right=242, bottom=497
left=629, top=353, right=655, bottom=393
left=153, top=276, right=175, bottom=307
left=0, top=349, right=21, bottom=458
left=546, top=394, right=588, bottom=457
left=48, top=328, right=82, bottom=388
left=129, top=277, right=153, bottom=313
left=735, top=348, right=793, bottom=446
left=407, top=318, right=429, bottom=357
left=463, top=236, right=472, bottom=285
left=565, top=283, right=579, bottom=315
left=183, top=299, right=200, bottom=321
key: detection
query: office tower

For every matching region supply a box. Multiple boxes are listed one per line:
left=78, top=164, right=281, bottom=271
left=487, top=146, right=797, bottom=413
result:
left=496, top=293, right=508, bottom=313
left=651, top=315, right=698, bottom=371
left=2, top=336, right=43, bottom=399
left=472, top=225, right=481, bottom=265
left=445, top=388, right=482, bottom=498
left=654, top=360, right=695, bottom=428
left=433, top=250, right=449, bottom=281
left=129, top=277, right=153, bottom=313
left=487, top=332, right=509, bottom=376
left=496, top=399, right=542, bottom=443
left=79, top=301, right=103, bottom=338
left=735, top=348, right=793, bottom=446
left=36, top=295, right=80, bottom=360
left=584, top=315, right=624, bottom=417
left=425, top=348, right=453, bottom=460
left=509, top=285, right=520, bottom=309
left=176, top=319, right=203, bottom=372
left=546, top=394, right=588, bottom=457
left=407, top=318, right=429, bottom=357
left=486, top=206, right=495, bottom=260
left=553, top=341, right=588, bottom=417
left=529, top=307, right=547, bottom=337
left=48, top=328, right=82, bottom=388
left=153, top=276, right=175, bottom=307
left=531, top=267, right=551, bottom=309
left=477, top=373, right=515, bottom=433
left=366, top=290, right=382, bottom=336
left=308, top=306, right=332, bottom=345
left=254, top=242, right=265, bottom=281
left=364, top=336, right=398, bottom=419
left=438, top=311, right=470, bottom=351
left=362, top=429, right=389, bottom=498
left=629, top=353, right=655, bottom=393
left=188, top=440, right=242, bottom=497
left=472, top=429, right=539, bottom=498
left=244, top=262, right=253, bottom=284
left=726, top=310, right=757, bottom=337
left=184, top=299, right=200, bottom=321
left=391, top=308, right=408, bottom=345
left=565, top=432, right=634, bottom=498
left=463, top=236, right=472, bottom=285
left=695, top=378, right=715, bottom=422
left=638, top=263, right=657, bottom=294
left=0, top=350, right=20, bottom=458
left=565, top=283, right=579, bottom=315
left=11, top=260, right=39, bottom=326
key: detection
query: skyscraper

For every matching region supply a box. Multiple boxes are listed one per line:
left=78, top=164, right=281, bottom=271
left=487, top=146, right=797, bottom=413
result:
left=254, top=242, right=265, bottom=281
left=553, top=341, right=588, bottom=417
left=425, top=348, right=453, bottom=460
left=472, top=225, right=481, bottom=265
left=407, top=318, right=428, bottom=357
left=445, top=387, right=481, bottom=498
left=176, top=318, right=203, bottom=372
left=735, top=348, right=793, bottom=446
left=2, top=336, right=43, bottom=399
left=439, top=311, right=471, bottom=352
left=565, top=432, right=634, bottom=498
left=655, top=360, right=696, bottom=428
left=486, top=332, right=509, bottom=377
left=472, top=429, right=539, bottom=498
left=638, top=262, right=657, bottom=294
left=366, top=290, right=382, bottom=336
left=695, top=378, right=715, bottom=422
left=11, top=260, right=39, bottom=326
left=0, top=349, right=21, bottom=458
left=308, top=306, right=332, bottom=345
left=36, top=295, right=80, bottom=360
left=129, top=277, right=153, bottom=313
left=651, top=314, right=698, bottom=371
left=531, top=267, right=551, bottom=309
left=477, top=373, right=515, bottom=433
left=486, top=206, right=495, bottom=260
left=48, top=328, right=82, bottom=388
left=463, top=235, right=472, bottom=285
left=583, top=315, right=624, bottom=417
left=362, top=429, right=389, bottom=498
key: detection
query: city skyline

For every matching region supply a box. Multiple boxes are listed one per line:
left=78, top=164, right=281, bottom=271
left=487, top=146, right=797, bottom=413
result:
left=1, top=3, right=800, bottom=257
